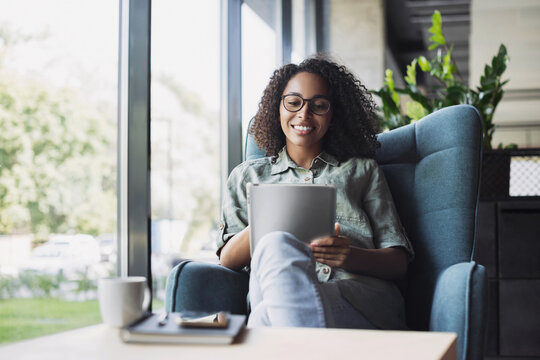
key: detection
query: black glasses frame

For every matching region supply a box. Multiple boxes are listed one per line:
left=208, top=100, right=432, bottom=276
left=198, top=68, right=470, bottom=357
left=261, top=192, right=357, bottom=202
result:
left=281, top=94, right=331, bottom=115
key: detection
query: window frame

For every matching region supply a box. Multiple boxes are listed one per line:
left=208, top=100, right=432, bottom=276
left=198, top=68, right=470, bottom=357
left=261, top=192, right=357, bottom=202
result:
left=118, top=0, right=152, bottom=308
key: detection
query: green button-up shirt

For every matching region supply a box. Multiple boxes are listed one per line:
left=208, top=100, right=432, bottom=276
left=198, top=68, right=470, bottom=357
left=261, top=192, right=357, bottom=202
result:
left=217, top=147, right=414, bottom=329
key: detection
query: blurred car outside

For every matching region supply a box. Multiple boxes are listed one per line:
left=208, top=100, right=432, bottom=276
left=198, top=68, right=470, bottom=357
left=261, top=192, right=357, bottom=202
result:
left=20, top=234, right=101, bottom=280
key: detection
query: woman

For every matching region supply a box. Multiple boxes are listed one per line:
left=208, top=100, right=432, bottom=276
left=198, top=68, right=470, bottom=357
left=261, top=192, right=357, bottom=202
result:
left=217, top=56, right=414, bottom=329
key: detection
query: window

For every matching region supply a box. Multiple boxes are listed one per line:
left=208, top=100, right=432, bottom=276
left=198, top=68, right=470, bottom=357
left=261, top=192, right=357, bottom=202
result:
left=241, top=0, right=280, bottom=141
left=0, top=1, right=323, bottom=342
left=241, top=0, right=319, bottom=142
left=150, top=0, right=221, bottom=309
left=131, top=0, right=323, bottom=310
left=0, top=0, right=118, bottom=343
left=292, top=0, right=317, bottom=63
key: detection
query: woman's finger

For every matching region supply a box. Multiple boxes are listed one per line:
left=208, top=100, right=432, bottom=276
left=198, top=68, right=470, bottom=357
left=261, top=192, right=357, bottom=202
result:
left=311, top=235, right=349, bottom=247
left=314, top=252, right=348, bottom=260
left=311, top=245, right=349, bottom=255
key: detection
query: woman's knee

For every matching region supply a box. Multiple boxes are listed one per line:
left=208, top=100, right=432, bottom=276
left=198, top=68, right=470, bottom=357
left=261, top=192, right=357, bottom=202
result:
left=251, top=231, right=313, bottom=274
left=255, top=231, right=308, bottom=258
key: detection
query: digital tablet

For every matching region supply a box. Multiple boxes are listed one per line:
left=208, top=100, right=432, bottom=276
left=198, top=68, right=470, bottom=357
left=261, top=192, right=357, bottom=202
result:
left=247, top=183, right=337, bottom=255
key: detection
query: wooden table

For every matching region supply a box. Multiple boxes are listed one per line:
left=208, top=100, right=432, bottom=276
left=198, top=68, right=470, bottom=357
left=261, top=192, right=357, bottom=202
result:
left=0, top=324, right=457, bottom=360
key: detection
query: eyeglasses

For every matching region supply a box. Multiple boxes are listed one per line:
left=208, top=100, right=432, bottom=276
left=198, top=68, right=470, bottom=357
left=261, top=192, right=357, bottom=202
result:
left=281, top=94, right=331, bottom=115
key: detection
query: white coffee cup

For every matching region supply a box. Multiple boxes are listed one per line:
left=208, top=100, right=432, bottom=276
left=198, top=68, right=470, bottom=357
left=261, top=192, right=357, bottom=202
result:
left=98, top=276, right=151, bottom=327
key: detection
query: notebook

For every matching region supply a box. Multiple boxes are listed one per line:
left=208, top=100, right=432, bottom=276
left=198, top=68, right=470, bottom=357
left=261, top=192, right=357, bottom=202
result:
left=121, top=312, right=246, bottom=345
left=247, top=183, right=337, bottom=255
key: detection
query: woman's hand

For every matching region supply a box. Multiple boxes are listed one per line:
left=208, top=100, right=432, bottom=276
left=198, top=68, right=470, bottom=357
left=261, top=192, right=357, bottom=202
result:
left=310, top=223, right=408, bottom=279
left=309, top=223, right=351, bottom=268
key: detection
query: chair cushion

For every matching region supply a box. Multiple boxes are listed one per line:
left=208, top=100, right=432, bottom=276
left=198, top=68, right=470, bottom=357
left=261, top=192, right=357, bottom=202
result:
left=165, top=261, right=249, bottom=315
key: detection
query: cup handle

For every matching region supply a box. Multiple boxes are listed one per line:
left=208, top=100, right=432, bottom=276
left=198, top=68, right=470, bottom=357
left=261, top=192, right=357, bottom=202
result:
left=142, top=285, right=151, bottom=311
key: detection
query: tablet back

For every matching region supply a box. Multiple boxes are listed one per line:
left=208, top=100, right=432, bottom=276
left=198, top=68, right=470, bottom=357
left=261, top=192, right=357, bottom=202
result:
left=247, top=183, right=336, bottom=255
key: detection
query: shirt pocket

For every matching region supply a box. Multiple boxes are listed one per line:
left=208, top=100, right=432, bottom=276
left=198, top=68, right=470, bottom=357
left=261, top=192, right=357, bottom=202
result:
left=335, top=212, right=375, bottom=249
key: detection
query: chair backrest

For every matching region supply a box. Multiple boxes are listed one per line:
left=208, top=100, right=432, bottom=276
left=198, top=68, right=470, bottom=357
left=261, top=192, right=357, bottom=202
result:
left=244, top=104, right=483, bottom=330
left=375, top=105, right=482, bottom=329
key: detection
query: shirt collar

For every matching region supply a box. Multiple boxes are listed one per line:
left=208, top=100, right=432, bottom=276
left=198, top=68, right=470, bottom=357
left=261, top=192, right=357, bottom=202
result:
left=315, top=151, right=339, bottom=167
left=270, top=147, right=339, bottom=175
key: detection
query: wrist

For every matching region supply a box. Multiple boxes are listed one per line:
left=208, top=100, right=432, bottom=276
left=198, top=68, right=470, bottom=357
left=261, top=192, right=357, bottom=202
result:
left=342, top=246, right=363, bottom=273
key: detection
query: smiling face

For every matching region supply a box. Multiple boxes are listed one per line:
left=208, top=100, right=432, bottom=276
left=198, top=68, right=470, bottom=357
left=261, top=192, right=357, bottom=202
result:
left=279, top=72, right=332, bottom=161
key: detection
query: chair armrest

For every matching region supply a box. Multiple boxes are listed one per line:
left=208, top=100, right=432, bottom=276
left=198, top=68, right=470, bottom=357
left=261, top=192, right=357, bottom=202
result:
left=430, top=261, right=487, bottom=360
left=165, top=261, right=250, bottom=315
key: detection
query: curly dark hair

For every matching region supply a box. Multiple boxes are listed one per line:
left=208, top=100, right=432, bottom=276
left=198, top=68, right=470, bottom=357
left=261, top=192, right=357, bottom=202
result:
left=249, top=55, right=380, bottom=160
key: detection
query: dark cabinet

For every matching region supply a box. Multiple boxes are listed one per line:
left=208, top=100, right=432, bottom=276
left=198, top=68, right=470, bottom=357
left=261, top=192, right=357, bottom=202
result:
left=475, top=200, right=540, bottom=359
left=499, top=280, right=540, bottom=356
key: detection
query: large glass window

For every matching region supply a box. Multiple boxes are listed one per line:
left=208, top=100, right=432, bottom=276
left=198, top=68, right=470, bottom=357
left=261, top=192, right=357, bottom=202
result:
left=0, top=1, right=323, bottom=342
left=150, top=0, right=221, bottom=309
left=292, top=0, right=317, bottom=63
left=240, top=0, right=318, bottom=144
left=241, top=0, right=280, bottom=142
left=0, top=0, right=118, bottom=343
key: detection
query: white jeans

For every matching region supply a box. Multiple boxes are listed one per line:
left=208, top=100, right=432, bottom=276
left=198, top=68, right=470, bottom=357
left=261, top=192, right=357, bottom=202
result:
left=247, top=231, right=376, bottom=329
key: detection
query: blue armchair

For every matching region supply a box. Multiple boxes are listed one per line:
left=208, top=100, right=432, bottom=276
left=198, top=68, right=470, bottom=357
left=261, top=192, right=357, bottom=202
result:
left=165, top=104, right=487, bottom=360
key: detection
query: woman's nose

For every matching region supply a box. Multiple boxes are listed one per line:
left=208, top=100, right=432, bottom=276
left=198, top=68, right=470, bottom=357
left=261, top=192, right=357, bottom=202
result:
left=298, top=102, right=312, bottom=118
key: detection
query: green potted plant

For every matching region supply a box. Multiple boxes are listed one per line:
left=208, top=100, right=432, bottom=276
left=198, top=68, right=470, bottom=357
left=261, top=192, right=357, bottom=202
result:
left=371, top=10, right=513, bottom=200
left=371, top=10, right=510, bottom=151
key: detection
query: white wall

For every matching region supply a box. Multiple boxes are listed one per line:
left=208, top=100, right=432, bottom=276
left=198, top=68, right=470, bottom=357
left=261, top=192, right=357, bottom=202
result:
left=470, top=0, right=540, bottom=148
left=327, top=0, right=385, bottom=90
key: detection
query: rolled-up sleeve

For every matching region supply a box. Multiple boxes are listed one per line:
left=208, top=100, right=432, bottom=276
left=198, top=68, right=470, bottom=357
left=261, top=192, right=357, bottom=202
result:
left=216, top=165, right=249, bottom=257
left=363, top=162, right=414, bottom=262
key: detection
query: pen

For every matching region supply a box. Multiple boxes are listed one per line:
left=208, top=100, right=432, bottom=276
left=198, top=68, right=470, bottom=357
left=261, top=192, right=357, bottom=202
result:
left=157, top=312, right=169, bottom=326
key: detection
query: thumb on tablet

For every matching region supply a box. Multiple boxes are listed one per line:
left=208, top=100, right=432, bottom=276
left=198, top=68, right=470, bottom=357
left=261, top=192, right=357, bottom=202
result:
left=334, top=223, right=340, bottom=236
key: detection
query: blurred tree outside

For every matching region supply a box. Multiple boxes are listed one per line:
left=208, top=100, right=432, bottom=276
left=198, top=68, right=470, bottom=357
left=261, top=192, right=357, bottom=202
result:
left=0, top=3, right=117, bottom=344
left=0, top=25, right=116, bottom=239
left=151, top=74, right=220, bottom=256
left=0, top=15, right=218, bottom=261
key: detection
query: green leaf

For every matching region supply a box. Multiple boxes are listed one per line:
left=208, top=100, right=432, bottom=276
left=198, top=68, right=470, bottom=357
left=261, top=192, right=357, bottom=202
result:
left=406, top=101, right=427, bottom=121
left=418, top=56, right=431, bottom=72
left=441, top=51, right=454, bottom=81
left=405, top=59, right=417, bottom=86
left=402, top=87, right=433, bottom=112
left=445, top=85, right=468, bottom=104
left=428, top=10, right=446, bottom=49
left=384, top=69, right=395, bottom=91
left=497, top=44, right=508, bottom=61
left=480, top=77, right=496, bottom=90
left=429, top=34, right=446, bottom=46
left=432, top=10, right=442, bottom=28
left=383, top=69, right=399, bottom=106
left=378, top=88, right=400, bottom=114
left=387, top=113, right=404, bottom=129
left=428, top=42, right=440, bottom=51
left=492, top=90, right=504, bottom=108
left=494, top=45, right=509, bottom=75
left=391, top=91, right=399, bottom=106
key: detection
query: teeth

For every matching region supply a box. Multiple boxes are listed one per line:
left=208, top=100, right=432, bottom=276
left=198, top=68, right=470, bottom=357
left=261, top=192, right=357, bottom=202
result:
left=293, top=125, right=313, bottom=131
